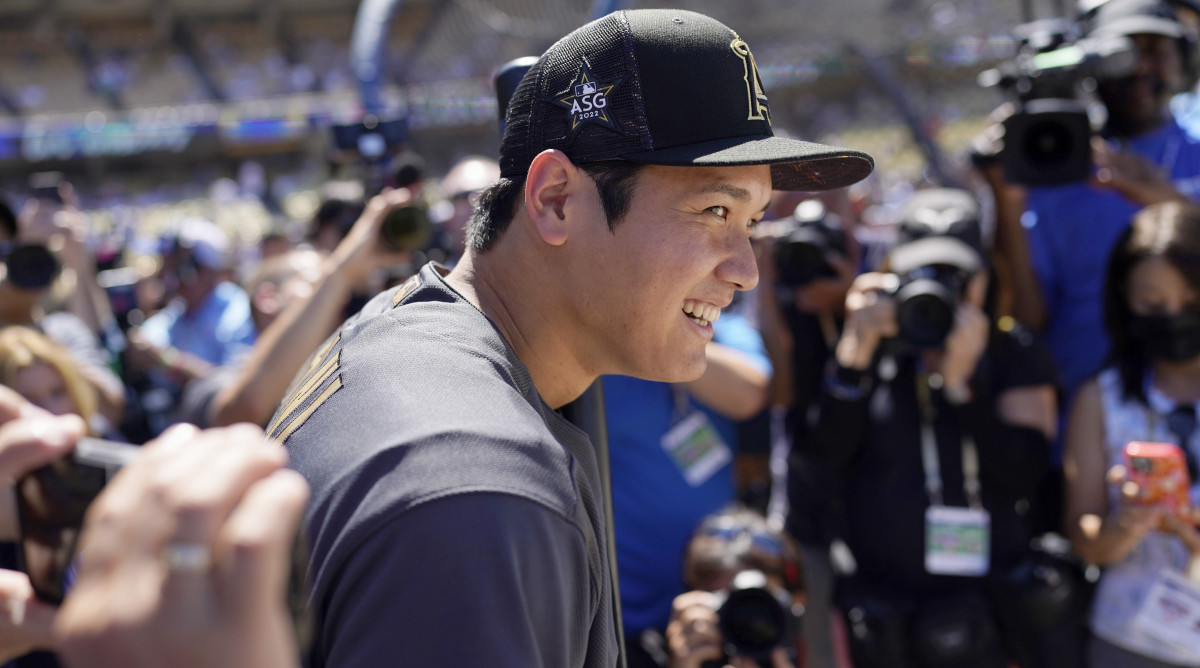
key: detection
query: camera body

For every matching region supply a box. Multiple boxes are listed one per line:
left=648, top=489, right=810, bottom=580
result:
left=773, top=200, right=846, bottom=289
left=712, top=570, right=798, bottom=664
left=979, top=19, right=1137, bottom=185
left=886, top=264, right=971, bottom=351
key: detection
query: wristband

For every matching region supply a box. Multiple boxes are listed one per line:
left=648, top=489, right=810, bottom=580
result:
left=824, top=364, right=871, bottom=402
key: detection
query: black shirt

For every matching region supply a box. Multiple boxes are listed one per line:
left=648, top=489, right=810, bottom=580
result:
left=274, top=263, right=618, bottom=667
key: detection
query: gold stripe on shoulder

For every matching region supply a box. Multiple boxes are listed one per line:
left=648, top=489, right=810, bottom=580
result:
left=392, top=275, right=421, bottom=307
left=308, top=333, right=341, bottom=373
left=268, top=349, right=340, bottom=437
left=275, top=376, right=343, bottom=443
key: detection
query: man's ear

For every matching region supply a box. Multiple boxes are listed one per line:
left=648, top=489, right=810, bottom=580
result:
left=524, top=149, right=578, bottom=246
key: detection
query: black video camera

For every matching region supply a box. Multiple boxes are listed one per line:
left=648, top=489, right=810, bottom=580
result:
left=978, top=18, right=1137, bottom=185
left=711, top=570, right=798, bottom=665
left=774, top=200, right=846, bottom=289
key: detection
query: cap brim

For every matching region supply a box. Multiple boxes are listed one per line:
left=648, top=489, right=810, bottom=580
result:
left=621, top=135, right=875, bottom=191
left=1091, top=15, right=1185, bottom=38
left=890, top=237, right=981, bottom=275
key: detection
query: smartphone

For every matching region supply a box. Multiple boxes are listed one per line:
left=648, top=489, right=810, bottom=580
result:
left=28, top=172, right=64, bottom=205
left=1123, top=441, right=1192, bottom=521
left=15, top=437, right=136, bottom=604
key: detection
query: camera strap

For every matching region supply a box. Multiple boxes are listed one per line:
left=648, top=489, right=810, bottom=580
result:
left=918, top=370, right=990, bottom=577
left=916, top=371, right=983, bottom=510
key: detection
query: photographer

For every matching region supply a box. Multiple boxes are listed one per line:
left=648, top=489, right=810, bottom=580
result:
left=664, top=506, right=803, bottom=668
left=1064, top=200, right=1200, bottom=666
left=808, top=189, right=1064, bottom=668
left=981, top=0, right=1200, bottom=405
left=753, top=193, right=858, bottom=668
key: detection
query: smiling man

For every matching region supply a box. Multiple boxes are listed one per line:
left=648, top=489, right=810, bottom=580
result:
left=273, top=9, right=872, bottom=668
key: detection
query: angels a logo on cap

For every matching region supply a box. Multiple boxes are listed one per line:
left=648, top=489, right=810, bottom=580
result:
left=729, top=32, right=771, bottom=124
left=551, top=60, right=623, bottom=132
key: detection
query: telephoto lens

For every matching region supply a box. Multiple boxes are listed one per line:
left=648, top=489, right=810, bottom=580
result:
left=714, top=570, right=796, bottom=664
left=379, top=205, right=433, bottom=252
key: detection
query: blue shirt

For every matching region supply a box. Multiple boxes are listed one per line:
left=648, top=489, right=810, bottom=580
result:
left=603, top=312, right=771, bottom=635
left=1025, top=118, right=1200, bottom=399
left=140, top=281, right=257, bottom=366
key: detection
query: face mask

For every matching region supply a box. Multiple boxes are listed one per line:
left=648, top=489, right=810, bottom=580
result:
left=1128, top=311, right=1200, bottom=362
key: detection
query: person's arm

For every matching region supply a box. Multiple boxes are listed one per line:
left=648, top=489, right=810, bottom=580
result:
left=56, top=422, right=308, bottom=668
left=979, top=162, right=1045, bottom=331
left=753, top=239, right=796, bottom=409
left=318, top=493, right=593, bottom=667
left=685, top=342, right=770, bottom=422
left=1063, top=379, right=1160, bottom=566
left=211, top=189, right=413, bottom=427
left=804, top=273, right=895, bottom=465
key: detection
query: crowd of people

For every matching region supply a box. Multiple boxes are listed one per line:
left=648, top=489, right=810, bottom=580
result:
left=2, top=1, right=1200, bottom=667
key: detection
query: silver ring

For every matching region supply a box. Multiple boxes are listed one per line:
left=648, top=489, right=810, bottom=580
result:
left=162, top=542, right=212, bottom=573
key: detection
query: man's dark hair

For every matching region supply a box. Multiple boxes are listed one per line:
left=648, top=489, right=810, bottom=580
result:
left=465, top=160, right=644, bottom=253
left=1104, top=200, right=1200, bottom=403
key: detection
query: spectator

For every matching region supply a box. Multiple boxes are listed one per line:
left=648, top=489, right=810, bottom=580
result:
left=808, top=188, right=1063, bottom=668
left=0, top=326, right=97, bottom=433
left=982, top=0, right=1200, bottom=405
left=0, top=233, right=124, bottom=430
left=433, top=155, right=500, bottom=262
left=1064, top=200, right=1200, bottom=667
left=665, top=505, right=804, bottom=668
left=206, top=190, right=411, bottom=428
left=123, top=218, right=255, bottom=436
left=608, top=302, right=772, bottom=668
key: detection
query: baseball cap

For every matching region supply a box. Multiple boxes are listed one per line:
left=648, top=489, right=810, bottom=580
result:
left=1083, top=0, right=1187, bottom=39
left=889, top=188, right=984, bottom=276
left=173, top=218, right=230, bottom=270
left=499, top=9, right=874, bottom=191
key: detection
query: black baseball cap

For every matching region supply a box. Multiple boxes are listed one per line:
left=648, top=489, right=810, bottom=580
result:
left=1083, top=0, right=1187, bottom=39
left=889, top=188, right=984, bottom=276
left=499, top=9, right=874, bottom=191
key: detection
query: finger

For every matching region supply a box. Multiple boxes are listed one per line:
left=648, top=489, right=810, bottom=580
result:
left=770, top=648, right=793, bottom=668
left=965, top=273, right=987, bottom=308
left=0, top=414, right=84, bottom=482
left=0, top=570, right=57, bottom=657
left=1107, top=464, right=1128, bottom=486
left=0, top=386, right=53, bottom=425
left=74, top=426, right=196, bottom=578
left=216, top=469, right=309, bottom=615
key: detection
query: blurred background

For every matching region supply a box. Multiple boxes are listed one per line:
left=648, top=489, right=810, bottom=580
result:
left=0, top=0, right=1070, bottom=255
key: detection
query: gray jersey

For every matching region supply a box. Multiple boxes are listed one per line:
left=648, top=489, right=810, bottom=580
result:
left=272, top=262, right=617, bottom=667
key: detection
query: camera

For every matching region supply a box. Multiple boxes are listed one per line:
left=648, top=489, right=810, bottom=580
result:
left=712, top=570, right=798, bottom=664
left=1, top=242, right=60, bottom=290
left=15, top=436, right=312, bottom=651
left=379, top=205, right=433, bottom=252
left=978, top=18, right=1137, bottom=185
left=16, top=437, right=136, bottom=604
left=887, top=264, right=971, bottom=350
left=773, top=199, right=846, bottom=288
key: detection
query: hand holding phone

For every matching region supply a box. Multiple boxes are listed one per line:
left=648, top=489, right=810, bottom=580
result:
left=1122, top=441, right=1193, bottom=525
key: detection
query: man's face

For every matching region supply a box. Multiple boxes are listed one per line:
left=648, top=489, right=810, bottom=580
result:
left=566, top=163, right=769, bottom=382
left=1099, top=33, right=1185, bottom=136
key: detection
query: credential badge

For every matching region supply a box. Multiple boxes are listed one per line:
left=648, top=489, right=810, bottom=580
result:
left=550, top=60, right=623, bottom=133
left=730, top=32, right=771, bottom=124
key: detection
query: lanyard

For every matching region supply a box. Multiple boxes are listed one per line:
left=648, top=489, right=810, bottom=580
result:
left=1146, top=406, right=1200, bottom=482
left=916, top=371, right=983, bottom=510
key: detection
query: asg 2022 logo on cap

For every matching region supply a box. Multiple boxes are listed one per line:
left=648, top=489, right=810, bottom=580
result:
left=550, top=60, right=623, bottom=133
